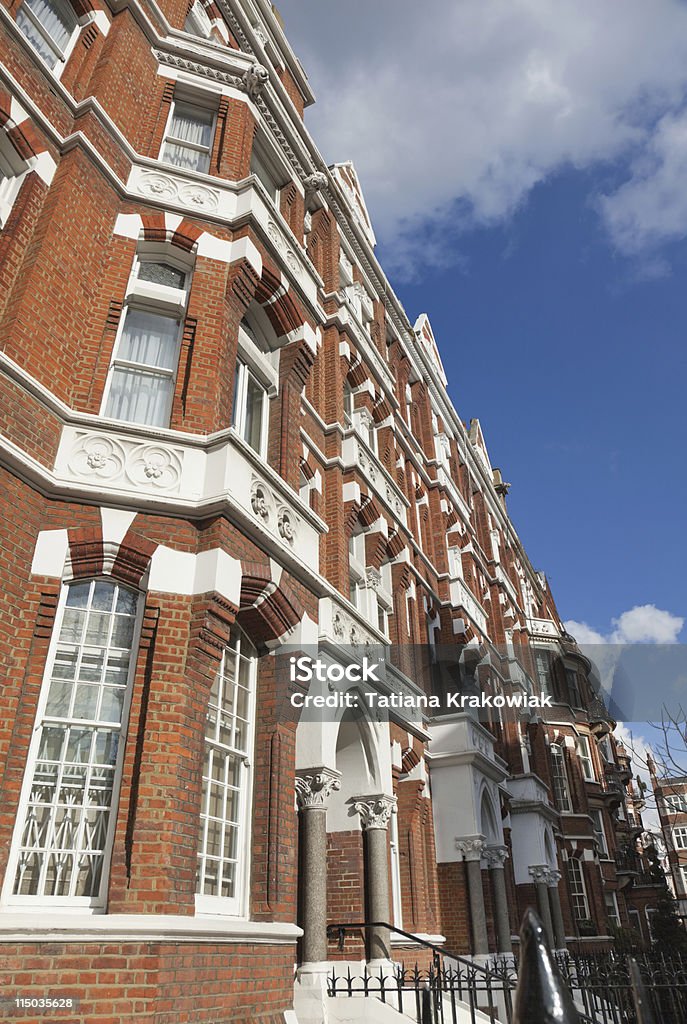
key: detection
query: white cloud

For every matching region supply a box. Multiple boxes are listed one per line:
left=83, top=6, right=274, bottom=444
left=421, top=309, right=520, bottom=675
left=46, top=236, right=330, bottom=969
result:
left=565, top=604, right=684, bottom=645
left=613, top=722, right=661, bottom=833
left=612, top=605, right=685, bottom=644
left=278, top=0, right=687, bottom=272
left=600, top=110, right=687, bottom=253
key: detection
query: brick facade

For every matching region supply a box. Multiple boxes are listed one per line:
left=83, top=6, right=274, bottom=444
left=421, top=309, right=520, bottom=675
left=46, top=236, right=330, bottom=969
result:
left=0, top=0, right=658, bottom=1020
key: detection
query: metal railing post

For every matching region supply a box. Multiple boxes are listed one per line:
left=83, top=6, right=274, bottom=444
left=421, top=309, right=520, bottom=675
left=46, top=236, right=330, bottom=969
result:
left=513, top=908, right=582, bottom=1023
left=628, top=958, right=656, bottom=1024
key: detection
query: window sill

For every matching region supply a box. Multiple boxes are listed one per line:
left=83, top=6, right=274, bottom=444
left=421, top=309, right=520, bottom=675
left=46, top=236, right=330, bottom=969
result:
left=0, top=912, right=302, bottom=944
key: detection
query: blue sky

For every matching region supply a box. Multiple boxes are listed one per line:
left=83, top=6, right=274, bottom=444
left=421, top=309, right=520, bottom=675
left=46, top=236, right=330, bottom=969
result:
left=276, top=2, right=687, bottom=779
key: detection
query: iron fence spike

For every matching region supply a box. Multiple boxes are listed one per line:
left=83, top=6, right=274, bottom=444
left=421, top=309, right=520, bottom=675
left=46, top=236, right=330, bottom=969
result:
left=628, top=958, right=657, bottom=1024
left=513, top=908, right=582, bottom=1024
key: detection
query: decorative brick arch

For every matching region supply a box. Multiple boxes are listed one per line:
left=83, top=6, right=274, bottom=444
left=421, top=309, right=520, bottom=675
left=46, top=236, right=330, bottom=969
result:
left=67, top=525, right=157, bottom=589
left=254, top=264, right=303, bottom=338
left=237, top=561, right=303, bottom=643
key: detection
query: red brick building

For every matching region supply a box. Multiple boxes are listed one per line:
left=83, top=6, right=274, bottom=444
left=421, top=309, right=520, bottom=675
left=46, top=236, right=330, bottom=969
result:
left=0, top=0, right=654, bottom=1020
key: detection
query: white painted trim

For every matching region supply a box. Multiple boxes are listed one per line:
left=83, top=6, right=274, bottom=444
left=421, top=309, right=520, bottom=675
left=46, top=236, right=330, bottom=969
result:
left=0, top=913, right=301, bottom=944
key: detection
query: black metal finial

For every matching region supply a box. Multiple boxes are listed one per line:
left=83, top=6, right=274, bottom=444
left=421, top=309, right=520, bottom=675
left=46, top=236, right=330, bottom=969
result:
left=628, top=958, right=656, bottom=1024
left=513, top=908, right=581, bottom=1024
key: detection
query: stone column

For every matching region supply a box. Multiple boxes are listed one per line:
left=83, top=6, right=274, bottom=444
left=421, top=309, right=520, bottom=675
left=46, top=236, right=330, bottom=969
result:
left=529, top=866, right=555, bottom=949
left=547, top=869, right=567, bottom=950
left=484, top=846, right=512, bottom=954
left=295, top=767, right=341, bottom=965
left=354, top=794, right=396, bottom=962
left=457, top=837, right=489, bottom=955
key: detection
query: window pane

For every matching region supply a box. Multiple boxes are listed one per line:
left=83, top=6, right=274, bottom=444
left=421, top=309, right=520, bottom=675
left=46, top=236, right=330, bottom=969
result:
left=137, top=262, right=186, bottom=289
left=169, top=104, right=213, bottom=147
left=106, top=367, right=174, bottom=428
left=118, top=310, right=180, bottom=370
left=243, top=373, right=265, bottom=453
left=16, top=8, right=59, bottom=66
left=197, top=631, right=255, bottom=903
left=162, top=142, right=210, bottom=174
left=12, top=581, right=138, bottom=900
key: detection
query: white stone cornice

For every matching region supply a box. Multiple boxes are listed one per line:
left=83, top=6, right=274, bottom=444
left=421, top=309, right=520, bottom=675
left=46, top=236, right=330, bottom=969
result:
left=295, top=768, right=342, bottom=810
left=0, top=913, right=301, bottom=944
left=352, top=795, right=396, bottom=831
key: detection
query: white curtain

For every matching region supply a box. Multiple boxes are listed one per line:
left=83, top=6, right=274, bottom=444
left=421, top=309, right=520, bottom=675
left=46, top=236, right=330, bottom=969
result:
left=163, top=104, right=213, bottom=173
left=17, top=0, right=76, bottom=66
left=105, top=310, right=180, bottom=427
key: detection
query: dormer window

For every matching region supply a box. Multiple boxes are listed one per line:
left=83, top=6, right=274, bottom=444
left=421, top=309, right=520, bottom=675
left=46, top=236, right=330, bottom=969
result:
left=16, top=0, right=79, bottom=72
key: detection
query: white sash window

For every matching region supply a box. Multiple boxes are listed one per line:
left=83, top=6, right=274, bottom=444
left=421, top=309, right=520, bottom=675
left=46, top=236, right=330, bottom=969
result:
left=196, top=629, right=256, bottom=916
left=16, top=0, right=79, bottom=71
left=161, top=101, right=215, bottom=174
left=5, top=580, right=141, bottom=907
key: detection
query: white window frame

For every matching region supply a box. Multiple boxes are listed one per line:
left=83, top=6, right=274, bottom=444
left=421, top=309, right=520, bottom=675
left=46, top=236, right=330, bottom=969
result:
left=195, top=629, right=257, bottom=917
left=673, top=826, right=687, bottom=850
left=184, top=0, right=212, bottom=37
left=2, top=579, right=143, bottom=911
left=534, top=649, right=550, bottom=697
left=550, top=743, right=572, bottom=812
left=250, top=136, right=288, bottom=207
left=348, top=531, right=366, bottom=613
left=343, top=380, right=354, bottom=427
left=0, top=134, right=29, bottom=229
left=160, top=96, right=216, bottom=175
left=590, top=808, right=608, bottom=857
left=567, top=857, right=590, bottom=921
left=680, top=864, right=687, bottom=894
left=665, top=793, right=687, bottom=815
left=15, top=0, right=81, bottom=76
left=232, top=360, right=270, bottom=459
left=604, top=891, right=620, bottom=928
left=101, top=252, right=191, bottom=429
left=577, top=735, right=595, bottom=781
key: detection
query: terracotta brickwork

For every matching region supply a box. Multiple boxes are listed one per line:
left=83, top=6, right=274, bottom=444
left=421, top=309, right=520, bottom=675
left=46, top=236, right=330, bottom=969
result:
left=0, top=0, right=663, bottom=1019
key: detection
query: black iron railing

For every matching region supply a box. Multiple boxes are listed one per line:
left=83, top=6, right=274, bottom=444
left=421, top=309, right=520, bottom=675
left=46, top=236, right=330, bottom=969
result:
left=326, top=913, right=687, bottom=1024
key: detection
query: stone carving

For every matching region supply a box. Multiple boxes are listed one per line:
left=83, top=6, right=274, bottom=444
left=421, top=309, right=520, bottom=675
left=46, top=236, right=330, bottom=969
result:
left=295, top=768, right=341, bottom=809
left=127, top=444, right=182, bottom=490
left=137, top=170, right=220, bottom=212
left=68, top=433, right=183, bottom=493
left=484, top=845, right=509, bottom=869
left=266, top=220, right=302, bottom=280
left=250, top=476, right=300, bottom=547
left=277, top=506, right=296, bottom=546
left=547, top=869, right=562, bottom=887
left=154, top=50, right=244, bottom=91
left=529, top=865, right=552, bottom=885
left=243, top=63, right=270, bottom=99
left=352, top=795, right=396, bottom=830
left=251, top=480, right=272, bottom=522
left=323, top=598, right=378, bottom=650
left=71, top=434, right=126, bottom=480
left=366, top=567, right=382, bottom=593
left=456, top=836, right=487, bottom=861
left=304, top=171, right=328, bottom=193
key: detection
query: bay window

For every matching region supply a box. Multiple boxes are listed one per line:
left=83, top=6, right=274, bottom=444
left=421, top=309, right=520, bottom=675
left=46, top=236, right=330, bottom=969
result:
left=196, top=628, right=256, bottom=915
left=16, top=0, right=79, bottom=72
left=5, top=579, right=140, bottom=906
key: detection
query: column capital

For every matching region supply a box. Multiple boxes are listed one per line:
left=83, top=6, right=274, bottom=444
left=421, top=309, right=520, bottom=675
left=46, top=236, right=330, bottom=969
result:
left=295, top=767, right=342, bottom=810
left=547, top=869, right=562, bottom=887
left=352, top=794, right=396, bottom=830
left=455, top=835, right=487, bottom=862
left=484, top=845, right=509, bottom=869
left=529, top=864, right=552, bottom=885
